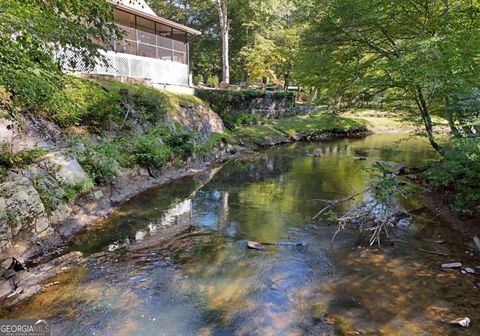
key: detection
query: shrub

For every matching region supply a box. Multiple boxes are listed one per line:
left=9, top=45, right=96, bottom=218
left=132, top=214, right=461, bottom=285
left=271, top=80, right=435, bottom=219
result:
left=223, top=112, right=260, bottom=129
left=206, top=75, right=219, bottom=88
left=47, top=78, right=122, bottom=129
left=193, top=74, right=203, bottom=87
left=0, top=143, right=46, bottom=168
left=77, top=146, right=119, bottom=184
left=429, top=138, right=480, bottom=215
left=136, top=135, right=171, bottom=168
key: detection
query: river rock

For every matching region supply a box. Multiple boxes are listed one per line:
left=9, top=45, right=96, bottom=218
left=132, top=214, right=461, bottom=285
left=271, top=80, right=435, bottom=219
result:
left=473, top=236, right=480, bottom=255
left=441, top=262, right=462, bottom=269
left=450, top=317, right=471, bottom=328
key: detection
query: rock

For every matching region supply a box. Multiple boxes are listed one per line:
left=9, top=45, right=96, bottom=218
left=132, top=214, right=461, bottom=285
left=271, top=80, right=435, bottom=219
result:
left=450, top=317, right=471, bottom=328
left=0, top=280, right=13, bottom=299
left=473, top=236, right=480, bottom=255
left=442, top=262, right=462, bottom=269
left=93, top=190, right=103, bottom=200
left=464, top=267, right=476, bottom=274
left=43, top=153, right=88, bottom=187
left=168, top=105, right=224, bottom=143
left=1, top=176, right=50, bottom=237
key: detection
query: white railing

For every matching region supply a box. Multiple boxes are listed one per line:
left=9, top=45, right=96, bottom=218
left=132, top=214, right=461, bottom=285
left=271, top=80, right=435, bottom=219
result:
left=62, top=49, right=189, bottom=86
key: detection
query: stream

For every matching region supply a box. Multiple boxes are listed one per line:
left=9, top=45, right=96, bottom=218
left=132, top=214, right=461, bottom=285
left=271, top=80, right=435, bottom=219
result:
left=2, top=134, right=480, bottom=335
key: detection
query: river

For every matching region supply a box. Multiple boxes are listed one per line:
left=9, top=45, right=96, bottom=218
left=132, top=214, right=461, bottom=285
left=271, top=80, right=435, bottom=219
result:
left=2, top=134, right=479, bottom=335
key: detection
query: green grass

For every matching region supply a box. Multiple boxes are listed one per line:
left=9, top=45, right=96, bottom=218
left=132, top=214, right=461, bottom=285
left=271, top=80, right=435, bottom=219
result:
left=229, top=113, right=368, bottom=147
left=272, top=113, right=367, bottom=137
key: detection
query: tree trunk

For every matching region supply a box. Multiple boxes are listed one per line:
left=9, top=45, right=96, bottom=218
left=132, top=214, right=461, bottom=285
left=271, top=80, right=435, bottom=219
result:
left=444, top=97, right=461, bottom=137
left=284, top=74, right=290, bottom=91
left=415, top=87, right=444, bottom=155
left=217, top=0, right=230, bottom=85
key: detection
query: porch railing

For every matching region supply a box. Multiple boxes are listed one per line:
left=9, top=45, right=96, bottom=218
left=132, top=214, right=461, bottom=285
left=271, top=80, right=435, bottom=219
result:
left=61, top=49, right=189, bottom=86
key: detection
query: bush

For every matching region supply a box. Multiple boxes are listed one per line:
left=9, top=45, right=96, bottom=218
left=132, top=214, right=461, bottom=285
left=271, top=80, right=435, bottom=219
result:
left=0, top=143, right=46, bottom=168
left=429, top=138, right=480, bottom=215
left=136, top=135, right=171, bottom=168
left=206, top=75, right=219, bottom=88
left=193, top=74, right=203, bottom=87
left=223, top=112, right=261, bottom=129
left=47, top=78, right=122, bottom=129
left=77, top=146, right=119, bottom=184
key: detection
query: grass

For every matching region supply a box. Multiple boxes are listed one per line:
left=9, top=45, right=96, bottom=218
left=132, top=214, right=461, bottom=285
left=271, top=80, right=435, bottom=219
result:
left=98, top=79, right=203, bottom=114
left=345, top=109, right=448, bottom=133
left=229, top=113, right=368, bottom=147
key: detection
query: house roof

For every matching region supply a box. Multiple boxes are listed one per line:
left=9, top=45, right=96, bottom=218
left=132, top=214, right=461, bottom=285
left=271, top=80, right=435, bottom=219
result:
left=115, top=0, right=156, bottom=16
left=108, top=0, right=201, bottom=35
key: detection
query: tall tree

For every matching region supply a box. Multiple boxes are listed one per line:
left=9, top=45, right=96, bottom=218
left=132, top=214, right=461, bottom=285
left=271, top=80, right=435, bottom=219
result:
left=216, top=0, right=230, bottom=84
left=294, top=0, right=480, bottom=152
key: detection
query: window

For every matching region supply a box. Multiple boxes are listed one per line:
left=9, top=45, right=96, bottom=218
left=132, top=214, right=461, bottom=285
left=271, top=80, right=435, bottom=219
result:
left=114, top=10, right=136, bottom=40
left=116, top=40, right=137, bottom=55
left=172, top=29, right=187, bottom=53
left=138, top=43, right=156, bottom=58
left=137, top=17, right=156, bottom=45
left=112, top=10, right=189, bottom=64
left=156, top=24, right=172, bottom=49
left=114, top=9, right=135, bottom=28
left=157, top=48, right=172, bottom=61
left=174, top=52, right=187, bottom=64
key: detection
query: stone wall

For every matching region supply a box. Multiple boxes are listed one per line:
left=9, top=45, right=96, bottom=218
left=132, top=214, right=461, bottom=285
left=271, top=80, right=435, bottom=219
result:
left=195, top=88, right=297, bottom=119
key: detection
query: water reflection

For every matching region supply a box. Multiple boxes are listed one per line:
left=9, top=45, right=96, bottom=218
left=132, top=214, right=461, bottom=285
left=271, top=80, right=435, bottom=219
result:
left=3, top=135, right=479, bottom=335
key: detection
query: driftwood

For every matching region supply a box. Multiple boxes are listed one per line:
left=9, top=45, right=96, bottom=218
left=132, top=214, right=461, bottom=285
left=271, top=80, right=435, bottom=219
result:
left=247, top=240, right=304, bottom=250
left=314, top=162, right=408, bottom=246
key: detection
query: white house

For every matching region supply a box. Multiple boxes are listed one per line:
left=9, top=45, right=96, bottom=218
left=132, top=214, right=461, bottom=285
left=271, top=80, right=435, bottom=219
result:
left=64, top=0, right=201, bottom=93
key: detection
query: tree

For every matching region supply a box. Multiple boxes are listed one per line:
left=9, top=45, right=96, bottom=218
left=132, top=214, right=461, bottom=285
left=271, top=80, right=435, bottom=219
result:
left=239, top=0, right=305, bottom=88
left=216, top=0, right=230, bottom=84
left=0, top=0, right=121, bottom=111
left=294, top=0, right=480, bottom=153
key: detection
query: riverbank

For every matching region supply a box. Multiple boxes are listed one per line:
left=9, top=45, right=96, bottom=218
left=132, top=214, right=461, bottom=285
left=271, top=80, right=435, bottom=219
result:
left=0, top=79, right=371, bottom=306
left=2, top=135, right=479, bottom=335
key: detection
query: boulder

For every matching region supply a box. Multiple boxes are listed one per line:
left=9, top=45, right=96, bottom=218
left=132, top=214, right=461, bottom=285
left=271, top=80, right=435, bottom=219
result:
left=1, top=176, right=50, bottom=237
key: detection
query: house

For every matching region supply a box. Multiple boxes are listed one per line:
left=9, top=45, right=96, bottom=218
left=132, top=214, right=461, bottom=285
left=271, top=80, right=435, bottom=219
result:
left=64, top=0, right=201, bottom=93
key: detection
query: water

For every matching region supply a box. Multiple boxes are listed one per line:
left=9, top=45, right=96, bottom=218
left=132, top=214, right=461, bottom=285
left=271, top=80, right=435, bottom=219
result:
left=3, top=134, right=480, bottom=335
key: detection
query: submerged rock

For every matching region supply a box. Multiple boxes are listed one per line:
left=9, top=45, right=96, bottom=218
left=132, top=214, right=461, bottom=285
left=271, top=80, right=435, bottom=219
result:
left=450, top=317, right=471, bottom=328
left=441, top=262, right=462, bottom=269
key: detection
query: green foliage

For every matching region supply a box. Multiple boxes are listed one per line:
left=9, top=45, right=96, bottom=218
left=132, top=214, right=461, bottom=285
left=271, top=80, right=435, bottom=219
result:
left=135, top=125, right=195, bottom=167
left=206, top=75, right=220, bottom=88
left=62, top=179, right=94, bottom=203
left=47, top=77, right=122, bottom=129
left=429, top=138, right=480, bottom=215
left=77, top=146, right=120, bottom=184
left=195, top=88, right=295, bottom=119
left=294, top=0, right=480, bottom=151
left=223, top=112, right=261, bottom=129
left=0, top=144, right=46, bottom=168
left=193, top=75, right=204, bottom=87
left=0, top=0, right=122, bottom=113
